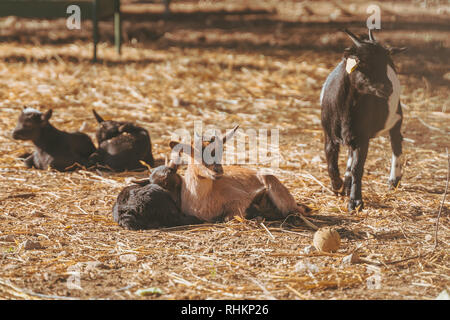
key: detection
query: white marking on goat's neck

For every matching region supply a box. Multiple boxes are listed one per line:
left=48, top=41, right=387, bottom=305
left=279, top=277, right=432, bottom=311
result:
left=389, top=153, right=403, bottom=182
left=376, top=65, right=401, bottom=136
left=23, top=107, right=42, bottom=114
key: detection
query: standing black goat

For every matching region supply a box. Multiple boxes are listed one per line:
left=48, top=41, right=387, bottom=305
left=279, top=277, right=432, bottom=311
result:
left=89, top=110, right=155, bottom=171
left=112, top=161, right=202, bottom=230
left=12, top=107, right=96, bottom=171
left=320, top=29, right=407, bottom=211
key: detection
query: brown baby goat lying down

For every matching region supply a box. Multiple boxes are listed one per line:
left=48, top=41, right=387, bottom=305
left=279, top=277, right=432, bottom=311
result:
left=169, top=125, right=311, bottom=223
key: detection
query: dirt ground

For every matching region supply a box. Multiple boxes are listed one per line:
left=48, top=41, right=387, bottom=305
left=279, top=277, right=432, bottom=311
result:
left=0, top=0, right=449, bottom=300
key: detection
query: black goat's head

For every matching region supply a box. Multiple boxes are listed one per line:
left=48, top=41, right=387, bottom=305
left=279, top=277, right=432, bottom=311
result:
left=342, top=29, right=407, bottom=99
left=149, top=163, right=181, bottom=192
left=93, top=109, right=130, bottom=143
left=12, top=107, right=52, bottom=141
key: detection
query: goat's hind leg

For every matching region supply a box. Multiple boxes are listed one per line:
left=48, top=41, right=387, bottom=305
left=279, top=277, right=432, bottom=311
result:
left=324, top=134, right=343, bottom=194
left=257, top=174, right=310, bottom=217
left=245, top=187, right=277, bottom=220
left=388, top=120, right=403, bottom=189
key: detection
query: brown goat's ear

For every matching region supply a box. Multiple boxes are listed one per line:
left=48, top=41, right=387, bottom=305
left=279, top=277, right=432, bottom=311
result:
left=388, top=47, right=408, bottom=56
left=41, top=109, right=52, bottom=122
left=92, top=109, right=104, bottom=123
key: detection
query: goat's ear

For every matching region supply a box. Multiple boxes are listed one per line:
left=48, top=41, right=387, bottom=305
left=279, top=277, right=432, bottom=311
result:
left=169, top=140, right=180, bottom=150
left=388, top=47, right=408, bottom=56
left=41, top=109, right=52, bottom=122
left=92, top=109, right=104, bottom=123
left=345, top=57, right=359, bottom=74
left=222, top=124, right=239, bottom=144
left=131, top=179, right=150, bottom=186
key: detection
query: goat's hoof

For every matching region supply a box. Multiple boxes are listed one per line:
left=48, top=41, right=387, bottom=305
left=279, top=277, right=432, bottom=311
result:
left=348, top=199, right=364, bottom=212
left=331, top=178, right=344, bottom=195
left=388, top=177, right=401, bottom=190
left=297, top=203, right=312, bottom=216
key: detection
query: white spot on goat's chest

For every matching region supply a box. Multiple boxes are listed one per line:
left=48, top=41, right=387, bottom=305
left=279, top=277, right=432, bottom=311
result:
left=376, top=65, right=401, bottom=136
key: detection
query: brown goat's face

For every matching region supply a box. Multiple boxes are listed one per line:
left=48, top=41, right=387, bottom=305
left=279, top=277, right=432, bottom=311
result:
left=194, top=138, right=225, bottom=180
left=12, top=108, right=52, bottom=141
left=169, top=125, right=239, bottom=181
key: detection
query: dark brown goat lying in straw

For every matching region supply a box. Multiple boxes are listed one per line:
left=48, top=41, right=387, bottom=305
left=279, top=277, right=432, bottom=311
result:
left=12, top=107, right=96, bottom=171
left=112, top=162, right=203, bottom=230
left=89, top=110, right=155, bottom=171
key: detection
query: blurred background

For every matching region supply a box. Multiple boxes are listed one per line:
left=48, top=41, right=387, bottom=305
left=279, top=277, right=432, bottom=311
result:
left=1, top=0, right=448, bottom=63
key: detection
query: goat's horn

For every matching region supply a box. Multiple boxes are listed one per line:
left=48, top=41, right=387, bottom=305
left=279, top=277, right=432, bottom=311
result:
left=343, top=29, right=362, bottom=47
left=368, top=28, right=375, bottom=42
left=222, top=124, right=240, bottom=144
left=92, top=109, right=105, bottom=123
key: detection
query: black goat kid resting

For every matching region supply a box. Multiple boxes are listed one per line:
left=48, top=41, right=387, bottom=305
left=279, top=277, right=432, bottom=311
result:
left=12, top=107, right=96, bottom=171
left=320, top=29, right=407, bottom=211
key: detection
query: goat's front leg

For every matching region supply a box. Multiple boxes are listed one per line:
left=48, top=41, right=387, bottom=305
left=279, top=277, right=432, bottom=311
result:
left=388, top=120, right=403, bottom=189
left=22, top=152, right=35, bottom=168
left=348, top=140, right=369, bottom=212
left=343, top=149, right=353, bottom=196
left=324, top=134, right=343, bottom=193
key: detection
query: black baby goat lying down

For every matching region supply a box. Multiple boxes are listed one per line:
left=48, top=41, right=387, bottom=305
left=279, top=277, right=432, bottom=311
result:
left=320, top=29, right=407, bottom=211
left=12, top=107, right=95, bottom=171
left=89, top=110, right=155, bottom=171
left=112, top=163, right=202, bottom=230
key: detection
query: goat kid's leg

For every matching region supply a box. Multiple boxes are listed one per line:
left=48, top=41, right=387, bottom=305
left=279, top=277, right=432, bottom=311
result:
left=348, top=140, right=369, bottom=212
left=388, top=121, right=403, bottom=189
left=257, top=174, right=309, bottom=216
left=324, top=134, right=343, bottom=194
left=343, top=149, right=353, bottom=196
left=24, top=153, right=36, bottom=168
